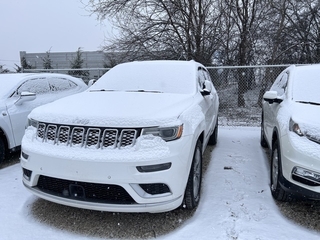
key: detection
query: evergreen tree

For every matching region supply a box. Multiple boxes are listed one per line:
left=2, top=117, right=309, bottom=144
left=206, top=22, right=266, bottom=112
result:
left=68, top=47, right=89, bottom=78
left=21, top=56, right=33, bottom=69
left=42, top=49, right=53, bottom=69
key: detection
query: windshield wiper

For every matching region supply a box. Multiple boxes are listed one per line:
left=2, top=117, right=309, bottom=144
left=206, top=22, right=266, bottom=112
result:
left=126, top=90, right=162, bottom=93
left=90, top=89, right=116, bottom=92
left=296, top=101, right=320, bottom=106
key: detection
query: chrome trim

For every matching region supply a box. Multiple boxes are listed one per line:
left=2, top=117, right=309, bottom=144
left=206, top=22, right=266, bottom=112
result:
left=35, top=122, right=139, bottom=149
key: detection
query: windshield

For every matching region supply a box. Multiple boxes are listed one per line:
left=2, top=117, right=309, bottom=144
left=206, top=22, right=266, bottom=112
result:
left=90, top=61, right=196, bottom=94
left=292, top=67, right=320, bottom=104
left=0, top=74, right=26, bottom=98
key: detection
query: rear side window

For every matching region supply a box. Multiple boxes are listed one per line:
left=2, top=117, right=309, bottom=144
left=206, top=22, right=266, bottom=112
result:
left=48, top=77, right=77, bottom=92
left=16, top=78, right=50, bottom=95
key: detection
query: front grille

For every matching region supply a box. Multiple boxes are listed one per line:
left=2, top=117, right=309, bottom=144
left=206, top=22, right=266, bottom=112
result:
left=140, top=183, right=171, bottom=195
left=37, top=175, right=136, bottom=204
left=36, top=122, right=141, bottom=149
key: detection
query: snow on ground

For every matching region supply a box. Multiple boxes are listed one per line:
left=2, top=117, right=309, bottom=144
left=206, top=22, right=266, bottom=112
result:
left=1, top=127, right=320, bottom=240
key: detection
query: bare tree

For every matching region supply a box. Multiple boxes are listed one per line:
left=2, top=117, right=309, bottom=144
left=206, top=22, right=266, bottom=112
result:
left=222, top=0, right=271, bottom=106
left=281, top=0, right=320, bottom=64
left=85, top=0, right=320, bottom=108
left=85, top=0, right=223, bottom=65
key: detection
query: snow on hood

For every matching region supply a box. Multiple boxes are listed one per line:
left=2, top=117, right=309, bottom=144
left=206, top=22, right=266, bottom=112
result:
left=29, top=91, right=196, bottom=127
left=23, top=127, right=171, bottom=162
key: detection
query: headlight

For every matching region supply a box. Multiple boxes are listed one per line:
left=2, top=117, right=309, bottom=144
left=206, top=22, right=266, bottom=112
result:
left=289, top=118, right=303, bottom=136
left=142, top=125, right=183, bottom=141
left=28, top=118, right=39, bottom=128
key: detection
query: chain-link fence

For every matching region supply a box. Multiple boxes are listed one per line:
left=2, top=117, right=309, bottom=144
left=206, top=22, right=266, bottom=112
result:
left=207, top=65, right=287, bottom=126
left=23, top=65, right=289, bottom=127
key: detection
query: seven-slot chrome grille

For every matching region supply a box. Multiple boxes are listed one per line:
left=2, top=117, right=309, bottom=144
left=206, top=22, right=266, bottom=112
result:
left=36, top=122, right=140, bottom=149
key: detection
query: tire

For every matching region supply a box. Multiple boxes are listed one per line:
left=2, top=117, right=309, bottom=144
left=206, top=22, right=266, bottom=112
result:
left=260, top=116, right=268, bottom=148
left=208, top=119, right=218, bottom=145
left=270, top=139, right=291, bottom=201
left=184, top=140, right=202, bottom=209
left=0, top=138, right=5, bottom=164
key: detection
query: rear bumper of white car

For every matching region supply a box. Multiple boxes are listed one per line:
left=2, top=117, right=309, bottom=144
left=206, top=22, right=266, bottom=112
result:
left=21, top=130, right=195, bottom=213
left=280, top=132, right=320, bottom=199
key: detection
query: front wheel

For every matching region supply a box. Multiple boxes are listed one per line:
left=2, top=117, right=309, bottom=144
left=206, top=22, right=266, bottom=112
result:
left=270, top=139, right=291, bottom=201
left=260, top=116, right=268, bottom=148
left=0, top=138, right=5, bottom=164
left=184, top=140, right=202, bottom=209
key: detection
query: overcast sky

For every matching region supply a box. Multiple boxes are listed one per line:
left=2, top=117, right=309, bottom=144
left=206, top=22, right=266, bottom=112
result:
left=0, top=0, right=111, bottom=70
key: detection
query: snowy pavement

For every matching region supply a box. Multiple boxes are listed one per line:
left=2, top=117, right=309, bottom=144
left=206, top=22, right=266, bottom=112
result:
left=1, top=127, right=320, bottom=239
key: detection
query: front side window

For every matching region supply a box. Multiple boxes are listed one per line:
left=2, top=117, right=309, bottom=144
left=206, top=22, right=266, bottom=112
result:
left=271, top=73, right=288, bottom=96
left=16, top=78, right=50, bottom=95
left=197, top=68, right=206, bottom=90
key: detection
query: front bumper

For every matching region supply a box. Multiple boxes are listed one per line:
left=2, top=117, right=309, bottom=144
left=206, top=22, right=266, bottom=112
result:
left=21, top=132, right=195, bottom=213
left=280, top=132, right=320, bottom=199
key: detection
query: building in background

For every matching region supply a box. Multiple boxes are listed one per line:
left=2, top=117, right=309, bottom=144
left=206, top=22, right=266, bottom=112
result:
left=19, top=51, right=116, bottom=80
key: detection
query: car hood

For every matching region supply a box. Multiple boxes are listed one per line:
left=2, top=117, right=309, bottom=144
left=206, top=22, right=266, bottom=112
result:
left=29, top=91, right=196, bottom=127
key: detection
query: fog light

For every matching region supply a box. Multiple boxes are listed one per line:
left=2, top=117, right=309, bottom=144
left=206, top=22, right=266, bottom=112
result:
left=137, top=162, right=172, bottom=173
left=22, top=168, right=32, bottom=181
left=21, top=151, right=29, bottom=160
left=292, top=167, right=320, bottom=185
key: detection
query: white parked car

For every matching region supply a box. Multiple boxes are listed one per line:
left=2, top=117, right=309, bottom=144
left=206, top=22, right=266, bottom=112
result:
left=21, top=60, right=219, bottom=213
left=261, top=64, right=320, bottom=201
left=0, top=73, right=88, bottom=163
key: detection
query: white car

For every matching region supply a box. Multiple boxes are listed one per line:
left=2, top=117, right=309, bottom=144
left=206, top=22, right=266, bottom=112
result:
left=0, top=73, right=88, bottom=163
left=261, top=64, right=320, bottom=201
left=21, top=60, right=219, bottom=213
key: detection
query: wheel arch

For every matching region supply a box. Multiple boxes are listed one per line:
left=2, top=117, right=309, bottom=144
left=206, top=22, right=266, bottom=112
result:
left=271, top=127, right=279, bottom=148
left=197, top=131, right=205, bottom=153
left=0, top=128, right=9, bottom=151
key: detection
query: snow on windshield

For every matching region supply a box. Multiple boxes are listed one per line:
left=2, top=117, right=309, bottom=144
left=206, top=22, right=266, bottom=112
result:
left=292, top=66, right=320, bottom=104
left=91, top=61, right=197, bottom=94
left=0, top=74, right=31, bottom=99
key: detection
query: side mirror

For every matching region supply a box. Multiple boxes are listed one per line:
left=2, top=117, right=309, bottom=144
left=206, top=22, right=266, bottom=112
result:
left=263, top=91, right=283, bottom=104
left=201, top=80, right=212, bottom=96
left=88, top=79, right=97, bottom=87
left=15, top=92, right=36, bottom=105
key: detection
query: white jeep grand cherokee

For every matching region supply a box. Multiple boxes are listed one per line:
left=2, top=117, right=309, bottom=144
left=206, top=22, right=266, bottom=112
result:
left=21, top=60, right=219, bottom=213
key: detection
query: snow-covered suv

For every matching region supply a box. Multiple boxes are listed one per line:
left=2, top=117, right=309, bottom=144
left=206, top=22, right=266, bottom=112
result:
left=261, top=65, right=320, bottom=201
left=0, top=73, right=87, bottom=164
left=21, top=60, right=219, bottom=213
